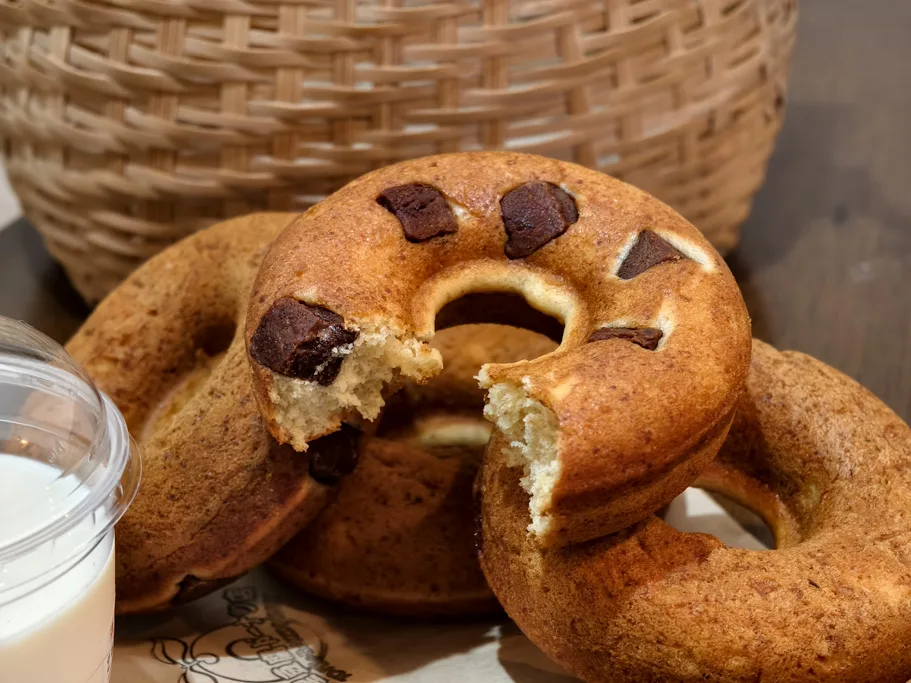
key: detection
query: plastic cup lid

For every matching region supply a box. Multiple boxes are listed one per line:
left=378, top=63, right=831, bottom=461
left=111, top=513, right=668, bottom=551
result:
left=0, top=317, right=140, bottom=566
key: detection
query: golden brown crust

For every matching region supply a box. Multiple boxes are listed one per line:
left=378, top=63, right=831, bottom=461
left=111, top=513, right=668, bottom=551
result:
left=480, top=340, right=911, bottom=682
left=67, top=213, right=332, bottom=614
left=247, top=151, right=751, bottom=546
left=270, top=324, right=556, bottom=616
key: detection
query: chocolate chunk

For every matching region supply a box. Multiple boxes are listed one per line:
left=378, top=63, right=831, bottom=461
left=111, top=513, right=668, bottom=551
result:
left=500, top=181, right=578, bottom=259
left=616, top=230, right=685, bottom=280
left=308, top=424, right=362, bottom=484
left=377, top=183, right=458, bottom=242
left=172, top=574, right=238, bottom=606
left=587, top=326, right=663, bottom=351
left=249, top=298, right=358, bottom=385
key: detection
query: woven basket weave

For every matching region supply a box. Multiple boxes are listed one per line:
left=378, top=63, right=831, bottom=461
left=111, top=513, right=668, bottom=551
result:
left=0, top=0, right=796, bottom=302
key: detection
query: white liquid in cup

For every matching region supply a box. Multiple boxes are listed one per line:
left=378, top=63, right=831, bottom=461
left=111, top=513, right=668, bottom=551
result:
left=0, top=455, right=116, bottom=683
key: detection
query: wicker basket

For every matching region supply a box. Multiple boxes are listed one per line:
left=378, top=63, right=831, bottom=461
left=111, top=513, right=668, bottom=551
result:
left=0, top=0, right=796, bottom=302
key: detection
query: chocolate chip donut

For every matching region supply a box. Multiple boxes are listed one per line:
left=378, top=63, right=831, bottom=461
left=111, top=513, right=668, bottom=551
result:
left=479, top=340, right=911, bottom=682
left=270, top=324, right=556, bottom=616
left=246, top=151, right=752, bottom=546
left=67, top=213, right=353, bottom=614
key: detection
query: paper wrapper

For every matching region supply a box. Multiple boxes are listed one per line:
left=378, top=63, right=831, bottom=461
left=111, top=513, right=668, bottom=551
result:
left=113, top=490, right=769, bottom=683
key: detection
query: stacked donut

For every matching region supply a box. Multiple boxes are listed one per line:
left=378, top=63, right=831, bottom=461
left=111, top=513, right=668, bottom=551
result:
left=67, top=152, right=911, bottom=682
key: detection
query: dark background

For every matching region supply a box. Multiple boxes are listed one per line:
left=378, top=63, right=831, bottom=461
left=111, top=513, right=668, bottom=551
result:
left=1, top=1, right=909, bottom=420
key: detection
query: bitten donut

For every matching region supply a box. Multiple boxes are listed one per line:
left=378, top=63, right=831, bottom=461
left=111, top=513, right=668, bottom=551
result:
left=270, top=324, right=556, bottom=616
left=67, top=214, right=360, bottom=614
left=246, top=151, right=752, bottom=546
left=480, top=340, right=911, bottom=682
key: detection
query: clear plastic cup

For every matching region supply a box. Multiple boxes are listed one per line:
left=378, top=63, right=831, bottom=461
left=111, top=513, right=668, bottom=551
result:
left=0, top=318, right=140, bottom=683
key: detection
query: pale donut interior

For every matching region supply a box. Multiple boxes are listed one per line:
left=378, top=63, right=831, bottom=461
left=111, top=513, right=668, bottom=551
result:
left=268, top=323, right=442, bottom=451
left=410, top=416, right=493, bottom=449
left=480, top=374, right=561, bottom=538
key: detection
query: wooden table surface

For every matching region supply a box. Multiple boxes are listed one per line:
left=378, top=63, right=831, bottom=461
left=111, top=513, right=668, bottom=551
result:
left=1, top=1, right=909, bottom=421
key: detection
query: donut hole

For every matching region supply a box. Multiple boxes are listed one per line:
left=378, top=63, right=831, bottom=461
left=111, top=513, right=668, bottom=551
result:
left=663, top=487, right=776, bottom=550
left=141, top=319, right=237, bottom=441
left=377, top=394, right=493, bottom=447
left=376, top=323, right=555, bottom=455
left=197, top=321, right=235, bottom=357
left=434, top=293, right=565, bottom=526
left=435, top=292, right=564, bottom=344
left=708, top=491, right=777, bottom=549
left=427, top=282, right=572, bottom=541
left=380, top=411, right=491, bottom=463
left=379, top=408, right=491, bottom=449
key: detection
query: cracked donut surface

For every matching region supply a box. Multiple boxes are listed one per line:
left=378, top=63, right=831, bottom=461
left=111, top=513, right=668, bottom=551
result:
left=246, top=151, right=752, bottom=547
